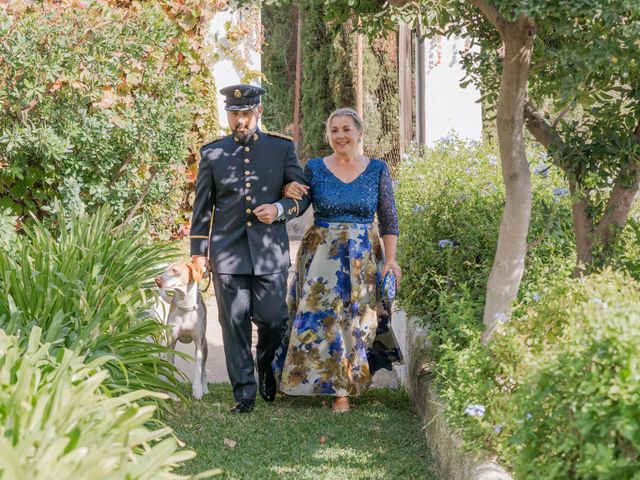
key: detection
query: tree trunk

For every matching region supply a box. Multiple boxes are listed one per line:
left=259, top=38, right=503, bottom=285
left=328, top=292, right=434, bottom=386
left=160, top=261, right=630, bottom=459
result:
left=472, top=9, right=536, bottom=345
left=292, top=7, right=302, bottom=146
left=569, top=178, right=594, bottom=274
left=398, top=23, right=413, bottom=156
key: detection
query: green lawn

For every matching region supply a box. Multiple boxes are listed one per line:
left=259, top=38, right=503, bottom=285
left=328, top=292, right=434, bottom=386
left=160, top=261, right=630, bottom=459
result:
left=163, top=383, right=438, bottom=480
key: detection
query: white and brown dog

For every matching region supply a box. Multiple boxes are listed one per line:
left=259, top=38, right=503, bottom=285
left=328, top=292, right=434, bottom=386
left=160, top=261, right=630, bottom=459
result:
left=155, top=261, right=208, bottom=400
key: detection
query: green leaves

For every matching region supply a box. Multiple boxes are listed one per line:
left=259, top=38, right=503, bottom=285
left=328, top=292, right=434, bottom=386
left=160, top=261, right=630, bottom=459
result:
left=0, top=205, right=184, bottom=405
left=507, top=271, right=640, bottom=478
left=0, top=1, right=207, bottom=234
left=0, top=328, right=201, bottom=479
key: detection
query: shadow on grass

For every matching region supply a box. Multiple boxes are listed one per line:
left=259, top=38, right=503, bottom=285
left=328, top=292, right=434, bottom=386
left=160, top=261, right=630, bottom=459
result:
left=162, top=383, right=438, bottom=480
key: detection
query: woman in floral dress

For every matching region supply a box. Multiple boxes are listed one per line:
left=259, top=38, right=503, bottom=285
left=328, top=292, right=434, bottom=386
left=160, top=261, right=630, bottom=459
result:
left=272, top=108, right=403, bottom=412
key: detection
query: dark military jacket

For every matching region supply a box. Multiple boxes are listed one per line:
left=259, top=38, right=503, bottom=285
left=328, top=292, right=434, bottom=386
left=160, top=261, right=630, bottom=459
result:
left=190, top=129, right=310, bottom=275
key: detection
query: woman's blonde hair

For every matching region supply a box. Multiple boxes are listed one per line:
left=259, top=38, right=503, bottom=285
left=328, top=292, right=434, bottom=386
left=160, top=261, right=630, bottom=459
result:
left=324, top=108, right=364, bottom=147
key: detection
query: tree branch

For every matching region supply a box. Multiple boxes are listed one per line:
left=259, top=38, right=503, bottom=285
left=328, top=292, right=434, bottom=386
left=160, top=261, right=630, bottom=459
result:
left=594, top=124, right=640, bottom=245
left=466, top=0, right=506, bottom=34
left=114, top=168, right=158, bottom=231
left=523, top=99, right=563, bottom=149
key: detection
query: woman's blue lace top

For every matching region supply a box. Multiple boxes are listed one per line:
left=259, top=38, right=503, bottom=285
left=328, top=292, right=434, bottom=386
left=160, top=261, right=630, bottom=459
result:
left=305, top=157, right=399, bottom=236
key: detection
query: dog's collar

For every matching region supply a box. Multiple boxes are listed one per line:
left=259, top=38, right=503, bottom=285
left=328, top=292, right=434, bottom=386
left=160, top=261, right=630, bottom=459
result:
left=175, top=300, right=199, bottom=311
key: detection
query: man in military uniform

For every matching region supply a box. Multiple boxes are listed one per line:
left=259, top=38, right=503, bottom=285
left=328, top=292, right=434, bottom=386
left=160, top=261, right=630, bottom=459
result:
left=190, top=84, right=310, bottom=413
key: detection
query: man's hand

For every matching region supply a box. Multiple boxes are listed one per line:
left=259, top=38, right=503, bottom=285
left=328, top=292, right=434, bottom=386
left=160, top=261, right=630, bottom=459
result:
left=191, top=255, right=211, bottom=272
left=253, top=204, right=278, bottom=224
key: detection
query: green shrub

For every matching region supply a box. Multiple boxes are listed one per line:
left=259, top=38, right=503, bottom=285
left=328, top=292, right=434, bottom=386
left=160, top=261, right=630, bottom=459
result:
left=0, top=2, right=207, bottom=233
left=0, top=206, right=184, bottom=404
left=395, top=139, right=575, bottom=455
left=397, top=140, right=640, bottom=474
left=396, top=139, right=574, bottom=325
left=503, top=271, right=640, bottom=479
left=0, top=327, right=216, bottom=479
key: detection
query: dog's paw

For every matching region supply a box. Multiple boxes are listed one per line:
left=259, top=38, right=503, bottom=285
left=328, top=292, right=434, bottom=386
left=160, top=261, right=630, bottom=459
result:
left=203, top=382, right=209, bottom=395
left=192, top=383, right=203, bottom=400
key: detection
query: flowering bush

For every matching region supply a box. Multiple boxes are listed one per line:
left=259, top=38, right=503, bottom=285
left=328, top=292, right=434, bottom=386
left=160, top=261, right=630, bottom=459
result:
left=394, top=139, right=640, bottom=472
left=0, top=1, right=217, bottom=236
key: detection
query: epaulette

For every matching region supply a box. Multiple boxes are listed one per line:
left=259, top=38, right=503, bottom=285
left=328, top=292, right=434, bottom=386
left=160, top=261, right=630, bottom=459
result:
left=266, top=131, right=293, bottom=142
left=201, top=135, right=225, bottom=149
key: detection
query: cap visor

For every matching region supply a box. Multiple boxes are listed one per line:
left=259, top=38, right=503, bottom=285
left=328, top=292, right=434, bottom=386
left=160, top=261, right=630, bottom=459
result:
left=225, top=103, right=259, bottom=111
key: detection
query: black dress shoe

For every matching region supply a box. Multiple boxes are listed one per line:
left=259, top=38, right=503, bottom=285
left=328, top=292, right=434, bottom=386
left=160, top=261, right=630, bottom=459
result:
left=258, top=367, right=277, bottom=402
left=230, top=399, right=254, bottom=413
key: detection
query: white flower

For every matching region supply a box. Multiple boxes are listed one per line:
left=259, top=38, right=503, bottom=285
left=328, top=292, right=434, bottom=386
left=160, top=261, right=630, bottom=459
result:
left=592, top=297, right=609, bottom=309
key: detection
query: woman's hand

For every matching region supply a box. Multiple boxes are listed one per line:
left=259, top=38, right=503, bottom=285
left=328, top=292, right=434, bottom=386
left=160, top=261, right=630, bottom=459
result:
left=283, top=181, right=310, bottom=200
left=381, top=259, right=402, bottom=289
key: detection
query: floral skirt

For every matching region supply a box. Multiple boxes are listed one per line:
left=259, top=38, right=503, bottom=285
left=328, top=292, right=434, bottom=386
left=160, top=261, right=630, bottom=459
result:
left=272, top=221, right=403, bottom=397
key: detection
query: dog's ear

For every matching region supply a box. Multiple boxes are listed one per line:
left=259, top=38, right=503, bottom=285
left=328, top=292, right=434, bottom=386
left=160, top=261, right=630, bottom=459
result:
left=186, top=262, right=204, bottom=283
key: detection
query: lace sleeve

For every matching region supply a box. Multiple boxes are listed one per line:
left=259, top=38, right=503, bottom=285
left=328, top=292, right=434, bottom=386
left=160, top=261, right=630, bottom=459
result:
left=303, top=161, right=312, bottom=182
left=377, top=162, right=399, bottom=236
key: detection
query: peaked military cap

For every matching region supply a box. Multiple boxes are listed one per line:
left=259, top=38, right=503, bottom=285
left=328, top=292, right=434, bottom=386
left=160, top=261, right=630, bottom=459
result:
left=220, top=84, right=266, bottom=111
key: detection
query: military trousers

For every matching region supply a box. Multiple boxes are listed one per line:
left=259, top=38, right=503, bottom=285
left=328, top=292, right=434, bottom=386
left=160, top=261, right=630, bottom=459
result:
left=213, top=271, right=289, bottom=402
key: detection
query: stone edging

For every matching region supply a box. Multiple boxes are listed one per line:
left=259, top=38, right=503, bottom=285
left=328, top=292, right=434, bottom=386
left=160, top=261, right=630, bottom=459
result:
left=393, top=310, right=512, bottom=480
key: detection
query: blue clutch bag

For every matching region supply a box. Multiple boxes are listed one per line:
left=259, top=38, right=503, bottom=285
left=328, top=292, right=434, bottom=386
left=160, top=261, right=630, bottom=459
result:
left=381, top=271, right=397, bottom=309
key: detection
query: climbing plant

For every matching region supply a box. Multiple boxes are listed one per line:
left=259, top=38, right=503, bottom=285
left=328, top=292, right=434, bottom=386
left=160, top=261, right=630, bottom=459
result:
left=0, top=0, right=221, bottom=237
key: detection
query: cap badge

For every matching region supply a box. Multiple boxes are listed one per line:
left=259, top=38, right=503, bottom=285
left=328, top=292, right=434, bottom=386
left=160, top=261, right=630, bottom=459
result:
left=234, top=89, right=242, bottom=98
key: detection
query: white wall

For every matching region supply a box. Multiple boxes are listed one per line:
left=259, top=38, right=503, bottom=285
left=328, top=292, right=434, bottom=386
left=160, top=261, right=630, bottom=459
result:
left=418, top=35, right=482, bottom=145
left=205, top=3, right=262, bottom=133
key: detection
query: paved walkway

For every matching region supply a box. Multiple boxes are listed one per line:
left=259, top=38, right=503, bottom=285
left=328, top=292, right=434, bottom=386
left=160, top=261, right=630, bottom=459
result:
left=174, top=238, right=399, bottom=388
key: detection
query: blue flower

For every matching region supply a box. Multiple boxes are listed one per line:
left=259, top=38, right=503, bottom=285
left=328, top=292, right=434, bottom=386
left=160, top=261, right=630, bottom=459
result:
left=328, top=333, right=343, bottom=357
left=532, top=293, right=541, bottom=302
left=553, top=188, right=569, bottom=197
left=413, top=204, right=428, bottom=214
left=464, top=404, right=486, bottom=417
left=493, top=424, right=503, bottom=434
left=439, top=133, right=456, bottom=144
left=533, top=164, right=549, bottom=178
left=438, top=239, right=454, bottom=248
left=335, top=271, right=351, bottom=303
left=494, top=312, right=509, bottom=324
left=295, top=310, right=328, bottom=336
left=487, top=154, right=498, bottom=166
left=318, top=380, right=337, bottom=395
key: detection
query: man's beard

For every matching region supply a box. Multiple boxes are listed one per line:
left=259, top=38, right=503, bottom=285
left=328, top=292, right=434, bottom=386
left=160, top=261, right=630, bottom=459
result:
left=232, top=126, right=256, bottom=143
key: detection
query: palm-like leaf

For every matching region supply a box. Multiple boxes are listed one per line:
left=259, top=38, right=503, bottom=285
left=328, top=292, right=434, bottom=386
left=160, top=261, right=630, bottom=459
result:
left=0, top=328, right=222, bottom=479
left=0, top=206, right=187, bottom=405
